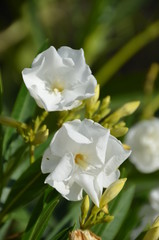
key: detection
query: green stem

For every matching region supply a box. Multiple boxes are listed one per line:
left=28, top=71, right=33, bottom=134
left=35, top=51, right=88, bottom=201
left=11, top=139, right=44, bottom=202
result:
left=30, top=145, right=35, bottom=164
left=95, top=20, right=159, bottom=86
left=0, top=116, right=27, bottom=129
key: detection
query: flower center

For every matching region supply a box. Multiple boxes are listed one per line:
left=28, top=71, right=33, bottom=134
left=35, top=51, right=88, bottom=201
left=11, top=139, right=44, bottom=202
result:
left=51, top=81, right=64, bottom=93
left=75, top=153, right=88, bottom=169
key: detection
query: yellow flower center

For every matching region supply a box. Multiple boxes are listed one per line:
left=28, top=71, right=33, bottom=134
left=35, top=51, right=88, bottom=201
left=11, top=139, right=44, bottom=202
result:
left=75, top=153, right=88, bottom=169
left=51, top=81, right=64, bottom=93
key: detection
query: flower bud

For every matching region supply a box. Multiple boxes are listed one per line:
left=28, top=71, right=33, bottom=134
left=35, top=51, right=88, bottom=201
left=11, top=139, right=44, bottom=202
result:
left=143, top=216, right=159, bottom=240
left=110, top=126, right=128, bottom=138
left=33, top=125, right=49, bottom=145
left=104, top=101, right=140, bottom=125
left=81, top=195, right=90, bottom=225
left=100, top=178, right=127, bottom=208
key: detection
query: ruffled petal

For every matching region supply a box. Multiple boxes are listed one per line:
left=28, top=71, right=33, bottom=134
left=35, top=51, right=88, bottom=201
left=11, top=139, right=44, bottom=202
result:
left=75, top=173, right=101, bottom=206
left=41, top=148, right=60, bottom=174
left=65, top=182, right=83, bottom=201
left=48, top=152, right=74, bottom=181
left=105, top=135, right=131, bottom=174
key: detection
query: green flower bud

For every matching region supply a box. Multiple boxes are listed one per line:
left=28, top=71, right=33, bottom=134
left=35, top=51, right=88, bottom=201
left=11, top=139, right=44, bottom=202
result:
left=100, top=178, right=127, bottom=208
left=143, top=216, right=159, bottom=240
left=81, top=195, right=90, bottom=226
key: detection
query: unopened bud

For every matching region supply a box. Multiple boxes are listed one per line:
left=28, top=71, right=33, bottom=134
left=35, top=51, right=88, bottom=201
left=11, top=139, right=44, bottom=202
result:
left=110, top=126, right=128, bottom=137
left=104, top=101, right=140, bottom=125
left=143, top=216, right=159, bottom=240
left=81, top=195, right=90, bottom=225
left=33, top=125, right=49, bottom=145
left=100, top=178, right=127, bottom=208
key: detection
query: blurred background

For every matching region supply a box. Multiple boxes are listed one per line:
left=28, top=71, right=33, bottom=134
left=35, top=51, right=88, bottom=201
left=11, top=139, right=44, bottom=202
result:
left=0, top=0, right=159, bottom=114
left=1, top=1, right=159, bottom=239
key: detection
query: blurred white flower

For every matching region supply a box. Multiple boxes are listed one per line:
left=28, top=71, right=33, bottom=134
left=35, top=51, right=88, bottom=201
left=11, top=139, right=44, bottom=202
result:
left=22, top=46, right=97, bottom=111
left=125, top=118, right=159, bottom=173
left=41, top=119, right=131, bottom=206
left=149, top=187, right=159, bottom=212
left=131, top=187, right=159, bottom=240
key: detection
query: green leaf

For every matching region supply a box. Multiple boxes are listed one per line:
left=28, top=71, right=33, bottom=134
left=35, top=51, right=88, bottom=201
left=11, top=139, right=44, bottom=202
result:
left=0, top=158, right=46, bottom=223
left=47, top=201, right=81, bottom=239
left=1, top=144, right=28, bottom=190
left=22, top=190, right=60, bottom=240
left=92, top=184, right=135, bottom=239
left=0, top=219, right=12, bottom=240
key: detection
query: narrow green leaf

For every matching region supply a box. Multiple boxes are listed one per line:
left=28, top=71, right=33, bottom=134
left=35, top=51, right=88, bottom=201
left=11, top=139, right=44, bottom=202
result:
left=1, top=144, right=28, bottom=190
left=96, top=21, right=159, bottom=86
left=22, top=192, right=60, bottom=240
left=0, top=219, right=12, bottom=240
left=93, top=184, right=135, bottom=239
left=47, top=201, right=81, bottom=239
left=0, top=158, right=46, bottom=223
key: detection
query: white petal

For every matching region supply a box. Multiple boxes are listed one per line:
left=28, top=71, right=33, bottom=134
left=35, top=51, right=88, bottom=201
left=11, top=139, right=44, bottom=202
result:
left=78, top=119, right=109, bottom=164
left=47, top=152, right=74, bottom=181
left=105, top=135, right=131, bottom=174
left=102, top=169, right=120, bottom=188
left=50, top=122, right=83, bottom=157
left=75, top=173, right=101, bottom=206
left=64, top=182, right=83, bottom=201
left=41, top=148, right=60, bottom=174
left=46, top=179, right=70, bottom=195
left=64, top=120, right=92, bottom=144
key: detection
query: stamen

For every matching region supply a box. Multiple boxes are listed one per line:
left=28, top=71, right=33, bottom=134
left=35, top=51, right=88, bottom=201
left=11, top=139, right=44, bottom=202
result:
left=75, top=153, right=88, bottom=169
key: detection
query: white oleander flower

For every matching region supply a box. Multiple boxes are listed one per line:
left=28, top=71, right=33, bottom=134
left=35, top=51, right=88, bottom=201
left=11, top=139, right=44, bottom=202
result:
left=41, top=119, right=131, bottom=206
left=125, top=118, right=159, bottom=173
left=22, top=46, right=97, bottom=111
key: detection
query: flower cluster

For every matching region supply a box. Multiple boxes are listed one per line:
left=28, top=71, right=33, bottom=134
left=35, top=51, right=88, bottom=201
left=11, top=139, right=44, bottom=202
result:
left=22, top=46, right=131, bottom=207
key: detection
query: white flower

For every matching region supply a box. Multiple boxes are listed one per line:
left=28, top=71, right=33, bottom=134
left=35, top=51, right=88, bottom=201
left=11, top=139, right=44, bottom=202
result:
left=149, top=187, right=159, bottom=212
left=125, top=118, right=159, bottom=173
left=41, top=119, right=131, bottom=206
left=22, top=46, right=97, bottom=111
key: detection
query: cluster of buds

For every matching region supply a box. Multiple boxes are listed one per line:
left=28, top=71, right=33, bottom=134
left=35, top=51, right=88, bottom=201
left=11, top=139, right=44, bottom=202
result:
left=0, top=111, right=49, bottom=163
left=80, top=178, right=127, bottom=230
left=85, top=85, right=140, bottom=138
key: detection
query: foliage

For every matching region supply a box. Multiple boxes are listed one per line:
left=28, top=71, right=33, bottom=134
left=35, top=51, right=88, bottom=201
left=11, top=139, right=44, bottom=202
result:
left=0, top=0, right=159, bottom=239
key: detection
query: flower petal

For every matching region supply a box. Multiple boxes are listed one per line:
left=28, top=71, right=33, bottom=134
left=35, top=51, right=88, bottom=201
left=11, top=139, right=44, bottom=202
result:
left=75, top=173, right=101, bottom=206
left=41, top=148, right=60, bottom=174
left=105, top=135, right=131, bottom=174
left=48, top=152, right=74, bottom=181
left=64, top=182, right=83, bottom=201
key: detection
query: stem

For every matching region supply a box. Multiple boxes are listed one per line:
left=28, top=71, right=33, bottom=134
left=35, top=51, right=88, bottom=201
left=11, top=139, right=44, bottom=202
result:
left=30, top=145, right=35, bottom=164
left=95, top=20, right=159, bottom=86
left=0, top=116, right=27, bottom=129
